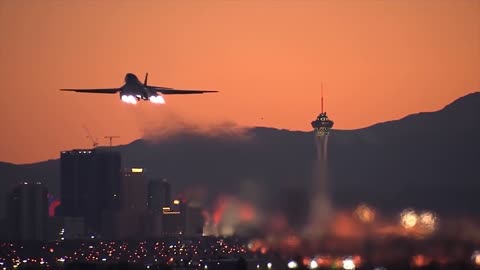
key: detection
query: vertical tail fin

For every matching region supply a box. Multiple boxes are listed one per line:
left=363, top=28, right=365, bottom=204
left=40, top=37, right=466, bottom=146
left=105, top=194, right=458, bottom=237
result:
left=144, top=73, right=149, bottom=86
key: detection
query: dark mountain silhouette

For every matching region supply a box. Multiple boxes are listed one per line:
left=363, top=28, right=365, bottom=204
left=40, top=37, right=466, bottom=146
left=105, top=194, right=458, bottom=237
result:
left=0, top=92, right=479, bottom=219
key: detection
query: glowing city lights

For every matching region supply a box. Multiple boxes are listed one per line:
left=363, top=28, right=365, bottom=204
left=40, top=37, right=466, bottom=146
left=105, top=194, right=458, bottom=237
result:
left=471, top=251, right=480, bottom=266
left=354, top=204, right=375, bottom=223
left=342, top=258, right=355, bottom=270
left=131, top=168, right=143, bottom=173
left=411, top=254, right=429, bottom=267
left=419, top=211, right=437, bottom=231
left=287, top=260, right=298, bottom=269
left=400, top=209, right=418, bottom=229
left=399, top=209, right=438, bottom=236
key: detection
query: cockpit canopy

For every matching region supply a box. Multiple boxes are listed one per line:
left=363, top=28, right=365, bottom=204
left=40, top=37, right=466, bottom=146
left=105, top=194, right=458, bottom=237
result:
left=124, top=73, right=139, bottom=83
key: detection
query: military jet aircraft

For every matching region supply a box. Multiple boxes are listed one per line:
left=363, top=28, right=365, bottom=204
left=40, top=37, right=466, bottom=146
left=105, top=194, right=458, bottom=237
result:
left=60, top=73, right=217, bottom=104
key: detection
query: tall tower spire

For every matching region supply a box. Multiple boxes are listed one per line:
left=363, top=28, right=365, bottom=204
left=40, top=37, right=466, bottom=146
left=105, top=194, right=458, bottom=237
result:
left=321, top=83, right=324, bottom=113
left=311, top=82, right=334, bottom=137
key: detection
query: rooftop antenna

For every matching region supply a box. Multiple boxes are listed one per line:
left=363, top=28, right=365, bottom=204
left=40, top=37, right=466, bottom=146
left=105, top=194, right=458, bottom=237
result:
left=321, top=82, right=324, bottom=113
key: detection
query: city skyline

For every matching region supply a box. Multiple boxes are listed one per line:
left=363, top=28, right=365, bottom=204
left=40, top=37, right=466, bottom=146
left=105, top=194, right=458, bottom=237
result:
left=0, top=89, right=478, bottom=270
left=0, top=150, right=201, bottom=242
left=1, top=0, right=479, bottom=163
left=1, top=1, right=479, bottom=269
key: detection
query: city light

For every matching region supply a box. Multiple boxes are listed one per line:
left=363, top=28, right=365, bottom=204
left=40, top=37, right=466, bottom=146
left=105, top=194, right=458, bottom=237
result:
left=354, top=204, right=375, bottom=223
left=419, top=211, right=437, bottom=231
left=343, top=258, right=355, bottom=270
left=287, top=260, right=298, bottom=269
left=173, top=199, right=180, bottom=205
left=401, top=209, right=418, bottom=229
left=471, top=251, right=480, bottom=266
left=131, top=168, right=143, bottom=173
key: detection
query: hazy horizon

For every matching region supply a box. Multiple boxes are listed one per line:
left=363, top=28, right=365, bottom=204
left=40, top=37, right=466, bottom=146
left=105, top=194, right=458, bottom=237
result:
left=1, top=0, right=479, bottom=163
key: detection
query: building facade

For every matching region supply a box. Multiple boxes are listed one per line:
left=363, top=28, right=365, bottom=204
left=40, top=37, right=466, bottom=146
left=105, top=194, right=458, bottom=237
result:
left=59, top=149, right=122, bottom=236
left=7, top=182, right=48, bottom=241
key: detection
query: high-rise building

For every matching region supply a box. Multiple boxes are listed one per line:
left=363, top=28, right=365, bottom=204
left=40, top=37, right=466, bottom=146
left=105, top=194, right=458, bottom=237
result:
left=159, top=200, right=204, bottom=237
left=96, top=151, right=123, bottom=211
left=122, top=168, right=148, bottom=211
left=59, top=149, right=122, bottom=236
left=144, top=211, right=163, bottom=238
left=162, top=210, right=183, bottom=236
left=183, top=205, right=204, bottom=236
left=59, top=149, right=94, bottom=218
left=7, top=182, right=48, bottom=241
left=103, top=167, right=149, bottom=240
left=148, top=178, right=171, bottom=211
left=47, top=216, right=85, bottom=241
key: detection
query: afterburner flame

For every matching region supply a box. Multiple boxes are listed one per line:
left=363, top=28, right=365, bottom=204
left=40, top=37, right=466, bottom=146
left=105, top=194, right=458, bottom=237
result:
left=120, top=95, right=165, bottom=104
left=121, top=95, right=138, bottom=104
left=149, top=95, right=165, bottom=104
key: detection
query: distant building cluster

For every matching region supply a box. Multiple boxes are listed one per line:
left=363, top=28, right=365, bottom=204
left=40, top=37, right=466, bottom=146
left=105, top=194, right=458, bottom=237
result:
left=0, top=149, right=204, bottom=241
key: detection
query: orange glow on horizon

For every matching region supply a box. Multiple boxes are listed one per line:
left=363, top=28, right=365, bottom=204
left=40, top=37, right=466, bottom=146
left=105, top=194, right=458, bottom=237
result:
left=0, top=0, right=478, bottom=164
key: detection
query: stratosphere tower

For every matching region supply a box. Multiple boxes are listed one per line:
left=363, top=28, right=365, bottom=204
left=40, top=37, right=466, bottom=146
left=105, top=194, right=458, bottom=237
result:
left=311, top=86, right=334, bottom=135
left=305, top=84, right=335, bottom=238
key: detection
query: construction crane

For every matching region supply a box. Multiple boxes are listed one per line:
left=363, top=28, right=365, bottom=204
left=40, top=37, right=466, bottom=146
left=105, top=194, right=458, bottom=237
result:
left=83, top=126, right=99, bottom=148
left=105, top=136, right=120, bottom=147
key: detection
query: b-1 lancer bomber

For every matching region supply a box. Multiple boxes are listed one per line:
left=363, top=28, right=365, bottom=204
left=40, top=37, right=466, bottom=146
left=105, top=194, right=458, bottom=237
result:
left=60, top=73, right=218, bottom=104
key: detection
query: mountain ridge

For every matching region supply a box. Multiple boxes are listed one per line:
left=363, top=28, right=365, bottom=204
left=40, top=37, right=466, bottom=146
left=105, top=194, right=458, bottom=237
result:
left=0, top=92, right=479, bottom=220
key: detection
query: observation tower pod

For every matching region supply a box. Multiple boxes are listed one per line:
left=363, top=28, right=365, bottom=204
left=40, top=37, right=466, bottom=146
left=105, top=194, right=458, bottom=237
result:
left=311, top=84, right=334, bottom=136
left=311, top=112, right=334, bottom=136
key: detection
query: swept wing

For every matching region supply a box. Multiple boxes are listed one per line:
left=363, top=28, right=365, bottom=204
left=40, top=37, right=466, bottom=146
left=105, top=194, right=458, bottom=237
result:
left=60, top=88, right=119, bottom=94
left=148, top=86, right=217, bottom=95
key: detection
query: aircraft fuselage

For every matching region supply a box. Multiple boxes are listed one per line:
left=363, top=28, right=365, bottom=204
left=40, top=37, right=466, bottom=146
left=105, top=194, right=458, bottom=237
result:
left=121, top=73, right=155, bottom=99
left=119, top=73, right=164, bottom=104
left=60, top=72, right=217, bottom=105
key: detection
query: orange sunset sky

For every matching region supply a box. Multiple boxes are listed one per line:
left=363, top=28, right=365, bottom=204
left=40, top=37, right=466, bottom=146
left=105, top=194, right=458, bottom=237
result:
left=0, top=0, right=479, bottom=164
